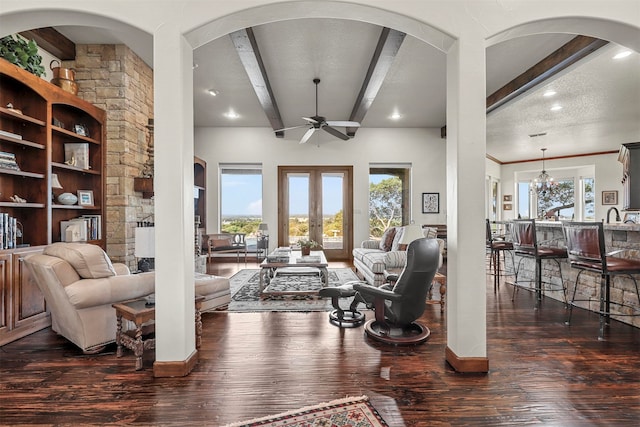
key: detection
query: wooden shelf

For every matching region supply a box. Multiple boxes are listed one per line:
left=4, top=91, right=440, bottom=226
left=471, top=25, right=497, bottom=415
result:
left=1, top=58, right=106, bottom=346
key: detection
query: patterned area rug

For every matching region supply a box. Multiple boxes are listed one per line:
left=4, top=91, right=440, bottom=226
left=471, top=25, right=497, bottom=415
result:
left=228, top=268, right=360, bottom=312
left=223, top=395, right=388, bottom=427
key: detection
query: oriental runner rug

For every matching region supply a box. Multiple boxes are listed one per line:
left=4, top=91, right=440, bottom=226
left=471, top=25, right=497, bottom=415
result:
left=223, top=395, right=388, bottom=427
left=228, top=268, right=360, bottom=312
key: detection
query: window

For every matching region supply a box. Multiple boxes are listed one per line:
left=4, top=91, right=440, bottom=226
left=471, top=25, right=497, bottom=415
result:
left=219, top=164, right=263, bottom=243
left=582, top=177, right=595, bottom=221
left=517, top=181, right=532, bottom=218
left=537, top=178, right=574, bottom=219
left=369, top=164, right=410, bottom=238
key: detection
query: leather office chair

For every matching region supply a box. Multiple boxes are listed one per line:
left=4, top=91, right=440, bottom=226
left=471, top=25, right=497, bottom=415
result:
left=486, top=219, right=514, bottom=293
left=511, top=219, right=567, bottom=308
left=352, top=237, right=440, bottom=345
left=562, top=221, right=640, bottom=339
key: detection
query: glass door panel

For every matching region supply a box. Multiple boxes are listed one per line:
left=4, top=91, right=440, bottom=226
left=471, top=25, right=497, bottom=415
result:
left=287, top=173, right=310, bottom=246
left=322, top=172, right=344, bottom=250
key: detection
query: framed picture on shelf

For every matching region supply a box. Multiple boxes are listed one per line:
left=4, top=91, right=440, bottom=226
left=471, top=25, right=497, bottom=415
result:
left=602, top=190, right=618, bottom=205
left=422, top=192, right=440, bottom=214
left=64, top=143, right=90, bottom=170
left=77, top=190, right=94, bottom=206
left=73, top=124, right=90, bottom=138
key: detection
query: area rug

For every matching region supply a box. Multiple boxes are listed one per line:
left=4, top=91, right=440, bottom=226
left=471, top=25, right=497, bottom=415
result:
left=223, top=395, right=388, bottom=427
left=228, top=268, right=360, bottom=312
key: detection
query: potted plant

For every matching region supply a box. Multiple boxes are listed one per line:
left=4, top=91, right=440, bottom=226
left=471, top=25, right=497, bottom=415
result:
left=0, top=35, right=45, bottom=77
left=298, top=239, right=320, bottom=256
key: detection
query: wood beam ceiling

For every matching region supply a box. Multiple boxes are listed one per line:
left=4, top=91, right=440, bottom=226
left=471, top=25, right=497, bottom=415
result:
left=347, top=28, right=406, bottom=137
left=230, top=27, right=285, bottom=137
left=441, top=35, right=609, bottom=140
left=19, top=28, right=76, bottom=61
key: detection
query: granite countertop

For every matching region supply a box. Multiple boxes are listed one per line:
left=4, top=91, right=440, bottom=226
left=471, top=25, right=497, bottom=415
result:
left=498, top=220, right=640, bottom=232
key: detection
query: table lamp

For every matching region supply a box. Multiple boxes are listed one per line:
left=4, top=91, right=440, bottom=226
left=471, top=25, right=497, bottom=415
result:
left=258, top=223, right=269, bottom=237
left=135, top=226, right=155, bottom=272
left=51, top=173, right=63, bottom=202
left=398, top=224, right=425, bottom=250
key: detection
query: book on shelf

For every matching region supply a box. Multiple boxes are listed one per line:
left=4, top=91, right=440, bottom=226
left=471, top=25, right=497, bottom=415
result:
left=60, top=215, right=102, bottom=242
left=0, top=213, right=18, bottom=250
left=0, top=129, right=22, bottom=140
left=0, top=151, right=20, bottom=171
left=64, top=143, right=90, bottom=170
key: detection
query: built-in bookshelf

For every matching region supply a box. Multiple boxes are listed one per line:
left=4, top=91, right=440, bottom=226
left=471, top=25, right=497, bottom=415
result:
left=0, top=58, right=106, bottom=345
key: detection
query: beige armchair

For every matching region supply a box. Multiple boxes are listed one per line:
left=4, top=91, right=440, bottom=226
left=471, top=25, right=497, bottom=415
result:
left=24, top=242, right=154, bottom=353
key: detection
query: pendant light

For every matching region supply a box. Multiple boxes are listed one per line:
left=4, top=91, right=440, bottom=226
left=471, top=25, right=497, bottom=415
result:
left=531, top=148, right=555, bottom=196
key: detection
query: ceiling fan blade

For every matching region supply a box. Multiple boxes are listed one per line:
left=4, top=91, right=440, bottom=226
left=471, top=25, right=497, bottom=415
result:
left=322, top=125, right=350, bottom=141
left=326, top=120, right=360, bottom=128
left=274, top=124, right=308, bottom=132
left=302, top=117, right=319, bottom=124
left=300, top=127, right=316, bottom=144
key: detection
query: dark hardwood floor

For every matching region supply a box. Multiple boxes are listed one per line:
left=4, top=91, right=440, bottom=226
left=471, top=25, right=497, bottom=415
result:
left=1, top=259, right=639, bottom=426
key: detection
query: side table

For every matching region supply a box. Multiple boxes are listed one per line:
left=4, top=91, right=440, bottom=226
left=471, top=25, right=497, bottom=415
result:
left=112, top=296, right=205, bottom=371
left=384, top=269, right=446, bottom=313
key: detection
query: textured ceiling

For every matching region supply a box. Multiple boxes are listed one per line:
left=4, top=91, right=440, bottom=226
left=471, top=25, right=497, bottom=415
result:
left=56, top=18, right=640, bottom=163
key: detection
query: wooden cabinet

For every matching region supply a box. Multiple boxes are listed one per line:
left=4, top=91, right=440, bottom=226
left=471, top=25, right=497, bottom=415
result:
left=0, top=58, right=106, bottom=344
left=619, top=142, right=640, bottom=211
left=0, top=246, right=49, bottom=346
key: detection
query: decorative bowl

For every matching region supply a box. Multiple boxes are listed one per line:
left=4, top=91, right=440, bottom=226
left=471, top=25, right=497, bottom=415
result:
left=57, top=192, right=78, bottom=205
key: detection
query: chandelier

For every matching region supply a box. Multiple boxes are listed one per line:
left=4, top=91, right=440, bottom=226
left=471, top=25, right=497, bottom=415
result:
left=530, top=148, right=555, bottom=196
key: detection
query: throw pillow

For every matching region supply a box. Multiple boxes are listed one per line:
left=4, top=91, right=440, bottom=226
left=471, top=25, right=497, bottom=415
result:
left=44, top=242, right=116, bottom=279
left=379, top=227, right=397, bottom=251
left=391, top=227, right=405, bottom=251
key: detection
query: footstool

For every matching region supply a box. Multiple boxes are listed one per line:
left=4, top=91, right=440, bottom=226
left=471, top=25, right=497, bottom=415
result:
left=194, top=273, right=231, bottom=312
left=318, top=284, right=365, bottom=328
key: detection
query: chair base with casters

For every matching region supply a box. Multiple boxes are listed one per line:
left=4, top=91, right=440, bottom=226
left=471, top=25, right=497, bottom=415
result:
left=356, top=283, right=431, bottom=345
left=318, top=284, right=365, bottom=328
left=563, top=221, right=640, bottom=340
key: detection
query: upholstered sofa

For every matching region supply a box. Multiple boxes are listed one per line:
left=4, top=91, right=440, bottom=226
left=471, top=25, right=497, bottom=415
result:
left=352, top=226, right=442, bottom=286
left=24, top=242, right=230, bottom=353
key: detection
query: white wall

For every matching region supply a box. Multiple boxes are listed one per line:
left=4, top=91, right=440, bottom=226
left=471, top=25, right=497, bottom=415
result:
left=500, top=152, right=623, bottom=221
left=195, top=126, right=446, bottom=247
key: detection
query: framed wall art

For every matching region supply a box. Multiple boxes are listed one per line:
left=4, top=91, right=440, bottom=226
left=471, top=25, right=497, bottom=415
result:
left=422, top=192, right=440, bottom=214
left=77, top=190, right=94, bottom=206
left=602, top=190, right=618, bottom=205
left=503, top=203, right=513, bottom=210
left=503, top=195, right=512, bottom=202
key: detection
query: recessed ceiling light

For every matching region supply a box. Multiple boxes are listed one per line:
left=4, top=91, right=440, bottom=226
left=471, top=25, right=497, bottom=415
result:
left=389, top=111, right=402, bottom=120
left=550, top=105, right=563, bottom=111
left=543, top=90, right=556, bottom=97
left=613, top=50, right=632, bottom=59
left=207, top=89, right=219, bottom=96
left=224, top=110, right=240, bottom=119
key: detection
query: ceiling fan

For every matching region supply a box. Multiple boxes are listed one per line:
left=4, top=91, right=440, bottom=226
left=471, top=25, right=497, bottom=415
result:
left=275, top=78, right=361, bottom=144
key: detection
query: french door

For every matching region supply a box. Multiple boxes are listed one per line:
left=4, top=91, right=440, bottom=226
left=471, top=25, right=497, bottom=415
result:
left=277, top=166, right=353, bottom=260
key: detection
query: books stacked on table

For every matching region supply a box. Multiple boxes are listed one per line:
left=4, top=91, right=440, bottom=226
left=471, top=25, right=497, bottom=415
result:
left=0, top=151, right=20, bottom=171
left=267, top=254, right=290, bottom=263
left=297, top=255, right=321, bottom=263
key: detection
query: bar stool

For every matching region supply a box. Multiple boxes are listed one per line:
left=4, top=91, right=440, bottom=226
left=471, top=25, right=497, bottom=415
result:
left=562, top=221, right=640, bottom=340
left=486, top=219, right=514, bottom=293
left=511, top=219, right=567, bottom=308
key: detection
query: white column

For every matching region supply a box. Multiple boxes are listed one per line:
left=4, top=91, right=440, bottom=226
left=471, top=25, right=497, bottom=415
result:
left=153, top=23, right=196, bottom=364
left=445, top=31, right=487, bottom=363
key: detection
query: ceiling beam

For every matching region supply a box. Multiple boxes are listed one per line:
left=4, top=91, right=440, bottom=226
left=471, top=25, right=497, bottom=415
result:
left=230, top=27, right=285, bottom=137
left=486, top=35, right=609, bottom=114
left=19, top=27, right=76, bottom=61
left=347, top=27, right=406, bottom=137
left=441, top=35, right=609, bottom=139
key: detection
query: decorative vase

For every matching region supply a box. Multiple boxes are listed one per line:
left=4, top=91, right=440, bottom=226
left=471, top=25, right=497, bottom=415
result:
left=301, top=246, right=311, bottom=256
left=57, top=192, right=78, bottom=205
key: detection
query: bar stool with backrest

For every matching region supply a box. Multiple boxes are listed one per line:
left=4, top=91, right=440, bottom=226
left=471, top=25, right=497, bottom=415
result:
left=562, top=221, right=640, bottom=340
left=511, top=219, right=568, bottom=308
left=486, top=219, right=514, bottom=293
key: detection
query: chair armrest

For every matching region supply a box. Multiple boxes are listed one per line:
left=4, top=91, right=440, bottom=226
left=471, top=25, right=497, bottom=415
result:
left=353, top=282, right=402, bottom=302
left=113, top=263, right=130, bottom=276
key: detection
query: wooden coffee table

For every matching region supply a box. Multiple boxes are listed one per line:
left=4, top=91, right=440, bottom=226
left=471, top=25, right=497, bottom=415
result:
left=112, top=296, right=204, bottom=370
left=259, top=249, right=329, bottom=296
